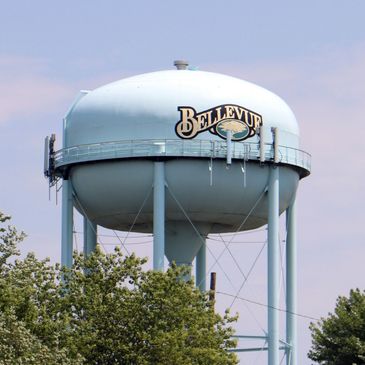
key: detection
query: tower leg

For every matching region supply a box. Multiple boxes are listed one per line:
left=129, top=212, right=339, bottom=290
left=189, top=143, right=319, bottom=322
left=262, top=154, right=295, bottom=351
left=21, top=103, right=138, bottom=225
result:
left=286, top=195, right=297, bottom=365
left=196, top=243, right=206, bottom=291
left=268, top=166, right=280, bottom=365
left=61, top=179, right=73, bottom=268
left=83, top=217, right=97, bottom=257
left=153, top=162, right=165, bottom=271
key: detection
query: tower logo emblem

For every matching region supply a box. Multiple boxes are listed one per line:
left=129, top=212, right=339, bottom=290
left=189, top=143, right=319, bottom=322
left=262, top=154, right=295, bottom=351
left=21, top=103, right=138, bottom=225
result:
left=175, top=104, right=262, bottom=141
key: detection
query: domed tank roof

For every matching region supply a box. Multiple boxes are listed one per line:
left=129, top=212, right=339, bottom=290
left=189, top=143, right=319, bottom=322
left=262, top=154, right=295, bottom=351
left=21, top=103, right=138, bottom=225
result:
left=47, top=64, right=311, bottom=252
left=65, top=69, right=300, bottom=149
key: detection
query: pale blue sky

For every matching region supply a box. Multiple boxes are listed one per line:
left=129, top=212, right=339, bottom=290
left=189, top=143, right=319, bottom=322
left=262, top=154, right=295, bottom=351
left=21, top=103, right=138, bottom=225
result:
left=1, top=1, right=365, bottom=363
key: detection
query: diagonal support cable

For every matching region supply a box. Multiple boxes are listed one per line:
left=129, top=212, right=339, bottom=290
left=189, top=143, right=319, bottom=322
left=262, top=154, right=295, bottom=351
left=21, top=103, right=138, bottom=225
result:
left=72, top=192, right=108, bottom=253
left=166, top=184, right=237, bottom=291
left=206, top=188, right=267, bottom=274
left=113, top=185, right=153, bottom=255
left=218, top=233, right=249, bottom=281
left=229, top=242, right=267, bottom=308
left=112, top=229, right=130, bottom=255
left=215, top=234, right=267, bottom=333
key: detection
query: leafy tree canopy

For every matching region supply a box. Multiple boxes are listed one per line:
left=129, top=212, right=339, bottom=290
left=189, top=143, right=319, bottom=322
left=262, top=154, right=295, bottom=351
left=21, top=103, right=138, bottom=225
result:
left=308, top=288, right=365, bottom=364
left=0, top=212, right=238, bottom=364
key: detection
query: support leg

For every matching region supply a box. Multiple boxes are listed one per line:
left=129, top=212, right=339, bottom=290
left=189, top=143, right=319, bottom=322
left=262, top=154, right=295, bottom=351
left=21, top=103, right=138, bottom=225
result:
left=153, top=162, right=165, bottom=271
left=286, top=195, right=297, bottom=365
left=83, top=217, right=97, bottom=257
left=196, top=243, right=206, bottom=291
left=268, top=166, right=280, bottom=365
left=61, top=179, right=73, bottom=268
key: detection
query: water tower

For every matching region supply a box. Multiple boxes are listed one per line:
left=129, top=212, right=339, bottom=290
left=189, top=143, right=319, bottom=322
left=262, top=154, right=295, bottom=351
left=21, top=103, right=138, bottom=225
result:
left=44, top=61, right=310, bottom=365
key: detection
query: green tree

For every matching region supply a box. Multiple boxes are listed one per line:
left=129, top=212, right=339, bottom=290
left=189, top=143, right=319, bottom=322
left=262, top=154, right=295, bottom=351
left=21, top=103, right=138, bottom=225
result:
left=308, top=288, right=365, bottom=364
left=0, top=212, right=84, bottom=364
left=0, top=311, right=83, bottom=365
left=60, top=248, right=237, bottom=364
left=0, top=211, right=25, bottom=266
left=0, top=212, right=238, bottom=364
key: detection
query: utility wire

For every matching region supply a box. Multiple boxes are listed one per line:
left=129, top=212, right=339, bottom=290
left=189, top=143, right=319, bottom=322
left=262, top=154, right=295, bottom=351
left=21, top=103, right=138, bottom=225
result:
left=73, top=231, right=153, bottom=239
left=213, top=227, right=267, bottom=237
left=217, top=291, right=320, bottom=321
left=208, top=236, right=267, bottom=244
left=91, top=240, right=153, bottom=246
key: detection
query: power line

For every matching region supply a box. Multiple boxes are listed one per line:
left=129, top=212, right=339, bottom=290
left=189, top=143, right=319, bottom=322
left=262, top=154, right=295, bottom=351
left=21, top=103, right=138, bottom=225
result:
left=217, top=291, right=319, bottom=321
left=94, top=240, right=153, bottom=246
left=208, top=237, right=267, bottom=244
left=210, top=228, right=267, bottom=237
left=73, top=231, right=153, bottom=239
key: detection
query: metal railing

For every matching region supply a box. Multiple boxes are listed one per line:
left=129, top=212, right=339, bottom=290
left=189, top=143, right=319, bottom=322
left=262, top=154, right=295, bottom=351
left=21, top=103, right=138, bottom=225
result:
left=54, top=139, right=311, bottom=174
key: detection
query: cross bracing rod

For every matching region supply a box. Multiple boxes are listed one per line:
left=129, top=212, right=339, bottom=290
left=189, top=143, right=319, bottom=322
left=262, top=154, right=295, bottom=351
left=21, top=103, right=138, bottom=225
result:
left=228, top=346, right=287, bottom=353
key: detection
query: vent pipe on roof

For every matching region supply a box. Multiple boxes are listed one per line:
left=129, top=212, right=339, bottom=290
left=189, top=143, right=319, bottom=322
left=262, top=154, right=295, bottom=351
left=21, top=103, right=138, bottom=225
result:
left=174, top=60, right=189, bottom=70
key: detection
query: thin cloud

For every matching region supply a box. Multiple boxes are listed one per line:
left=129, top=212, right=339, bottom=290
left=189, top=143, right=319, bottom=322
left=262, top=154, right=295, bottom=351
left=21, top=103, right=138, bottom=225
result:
left=0, top=55, right=74, bottom=124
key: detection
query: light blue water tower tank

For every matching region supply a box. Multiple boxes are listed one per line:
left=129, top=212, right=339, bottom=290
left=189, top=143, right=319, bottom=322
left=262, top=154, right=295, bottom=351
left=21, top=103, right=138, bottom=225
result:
left=45, top=61, right=310, bottom=365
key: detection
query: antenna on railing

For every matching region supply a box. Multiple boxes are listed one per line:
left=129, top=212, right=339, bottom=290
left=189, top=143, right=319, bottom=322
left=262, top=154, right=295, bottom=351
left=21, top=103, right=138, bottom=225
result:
left=44, top=134, right=59, bottom=195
